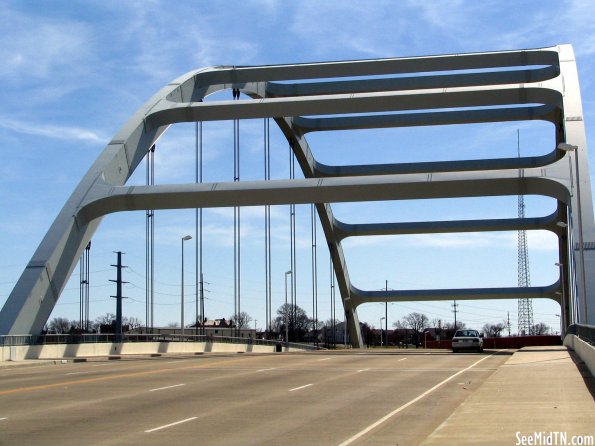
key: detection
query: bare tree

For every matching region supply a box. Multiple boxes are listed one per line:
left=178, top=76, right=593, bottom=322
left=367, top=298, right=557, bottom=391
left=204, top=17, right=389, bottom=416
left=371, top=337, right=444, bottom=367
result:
left=392, top=320, right=406, bottom=330
left=321, top=318, right=341, bottom=346
left=47, top=317, right=72, bottom=334
left=123, top=317, right=143, bottom=330
left=482, top=323, right=505, bottom=338
left=231, top=311, right=253, bottom=330
left=401, top=312, right=429, bottom=347
left=443, top=321, right=466, bottom=339
left=532, top=322, right=551, bottom=335
left=95, top=313, right=116, bottom=326
left=274, top=303, right=312, bottom=342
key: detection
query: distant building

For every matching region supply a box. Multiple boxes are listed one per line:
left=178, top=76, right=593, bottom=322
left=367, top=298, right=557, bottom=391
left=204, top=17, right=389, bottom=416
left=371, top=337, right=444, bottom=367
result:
left=320, top=322, right=350, bottom=346
left=134, top=318, right=255, bottom=338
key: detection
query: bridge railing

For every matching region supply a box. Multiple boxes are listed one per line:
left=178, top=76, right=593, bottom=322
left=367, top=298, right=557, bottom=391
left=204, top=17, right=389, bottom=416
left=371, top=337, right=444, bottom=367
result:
left=566, top=324, right=595, bottom=345
left=0, top=333, right=323, bottom=350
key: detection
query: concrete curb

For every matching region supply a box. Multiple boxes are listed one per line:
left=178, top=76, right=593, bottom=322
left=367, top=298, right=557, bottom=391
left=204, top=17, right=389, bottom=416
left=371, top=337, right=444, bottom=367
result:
left=563, top=333, right=595, bottom=377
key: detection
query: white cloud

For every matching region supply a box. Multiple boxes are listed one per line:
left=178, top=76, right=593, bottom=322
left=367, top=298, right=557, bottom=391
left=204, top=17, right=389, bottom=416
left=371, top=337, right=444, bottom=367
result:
left=289, top=1, right=410, bottom=59
left=107, top=2, right=261, bottom=84
left=0, top=9, right=93, bottom=84
left=0, top=117, right=105, bottom=144
left=1, top=118, right=103, bottom=144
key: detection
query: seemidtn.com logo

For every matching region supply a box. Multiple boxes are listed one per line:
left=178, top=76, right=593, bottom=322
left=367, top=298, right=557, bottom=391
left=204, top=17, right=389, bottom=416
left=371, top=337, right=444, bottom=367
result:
left=516, top=432, right=594, bottom=446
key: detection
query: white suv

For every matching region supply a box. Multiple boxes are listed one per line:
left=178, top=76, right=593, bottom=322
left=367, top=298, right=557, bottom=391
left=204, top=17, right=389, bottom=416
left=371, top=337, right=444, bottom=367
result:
left=451, top=329, right=484, bottom=353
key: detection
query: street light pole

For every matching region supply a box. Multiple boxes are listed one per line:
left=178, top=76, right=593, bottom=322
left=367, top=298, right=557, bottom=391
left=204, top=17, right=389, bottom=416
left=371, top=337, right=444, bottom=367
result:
left=557, top=143, right=588, bottom=323
left=284, top=270, right=292, bottom=345
left=181, top=235, right=192, bottom=337
left=555, top=262, right=567, bottom=334
left=380, top=317, right=386, bottom=347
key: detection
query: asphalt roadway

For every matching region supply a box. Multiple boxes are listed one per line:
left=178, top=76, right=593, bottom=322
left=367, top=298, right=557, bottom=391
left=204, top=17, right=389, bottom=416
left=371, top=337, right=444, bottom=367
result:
left=0, top=350, right=515, bottom=445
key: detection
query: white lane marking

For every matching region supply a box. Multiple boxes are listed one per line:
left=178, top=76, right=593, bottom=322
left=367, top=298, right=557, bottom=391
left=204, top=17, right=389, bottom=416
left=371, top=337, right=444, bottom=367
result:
left=317, top=357, right=331, bottom=361
left=166, top=360, right=189, bottom=364
left=65, top=371, right=92, bottom=376
left=91, top=363, right=113, bottom=367
left=289, top=383, right=313, bottom=392
left=398, top=358, right=407, bottom=361
left=256, top=368, right=276, bottom=373
left=145, top=417, right=197, bottom=433
left=338, top=352, right=500, bottom=446
left=149, top=383, right=186, bottom=392
left=357, top=368, right=370, bottom=373
left=0, top=417, right=7, bottom=421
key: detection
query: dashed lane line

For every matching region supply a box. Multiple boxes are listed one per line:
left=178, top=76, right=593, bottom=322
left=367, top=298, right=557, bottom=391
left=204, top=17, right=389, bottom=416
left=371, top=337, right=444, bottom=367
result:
left=149, top=383, right=186, bottom=392
left=289, top=384, right=313, bottom=392
left=144, top=417, right=197, bottom=433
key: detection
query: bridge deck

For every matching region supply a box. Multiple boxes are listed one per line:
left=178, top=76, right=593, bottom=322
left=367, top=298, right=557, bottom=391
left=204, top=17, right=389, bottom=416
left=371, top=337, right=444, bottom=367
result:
left=0, top=347, right=592, bottom=445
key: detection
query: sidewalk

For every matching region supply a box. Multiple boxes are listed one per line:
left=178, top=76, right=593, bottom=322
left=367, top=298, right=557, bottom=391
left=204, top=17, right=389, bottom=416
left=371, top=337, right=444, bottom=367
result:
left=0, top=359, right=62, bottom=369
left=422, top=346, right=595, bottom=445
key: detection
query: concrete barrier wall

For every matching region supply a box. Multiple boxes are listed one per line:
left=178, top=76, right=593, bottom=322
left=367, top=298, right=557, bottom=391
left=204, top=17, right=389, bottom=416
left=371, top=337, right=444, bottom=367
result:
left=1, top=341, right=288, bottom=361
left=563, top=334, right=595, bottom=377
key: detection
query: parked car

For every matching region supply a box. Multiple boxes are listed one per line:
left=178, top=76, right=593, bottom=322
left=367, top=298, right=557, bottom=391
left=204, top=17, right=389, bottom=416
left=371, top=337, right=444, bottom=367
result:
left=451, top=329, right=483, bottom=353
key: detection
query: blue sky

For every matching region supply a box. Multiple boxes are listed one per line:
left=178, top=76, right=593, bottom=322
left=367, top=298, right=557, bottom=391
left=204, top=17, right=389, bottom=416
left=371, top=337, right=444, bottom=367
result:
left=1, top=0, right=595, bottom=334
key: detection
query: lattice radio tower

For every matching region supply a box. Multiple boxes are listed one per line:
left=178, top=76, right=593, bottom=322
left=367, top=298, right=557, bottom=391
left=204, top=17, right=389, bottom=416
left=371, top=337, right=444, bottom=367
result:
left=517, top=130, right=534, bottom=335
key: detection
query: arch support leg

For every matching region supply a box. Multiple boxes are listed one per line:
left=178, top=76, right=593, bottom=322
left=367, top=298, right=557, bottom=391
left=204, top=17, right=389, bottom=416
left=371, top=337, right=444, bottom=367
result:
left=345, top=303, right=363, bottom=348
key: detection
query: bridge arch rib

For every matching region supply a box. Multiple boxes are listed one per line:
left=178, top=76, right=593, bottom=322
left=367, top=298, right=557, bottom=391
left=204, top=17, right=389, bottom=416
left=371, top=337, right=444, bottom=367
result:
left=1, top=44, right=593, bottom=346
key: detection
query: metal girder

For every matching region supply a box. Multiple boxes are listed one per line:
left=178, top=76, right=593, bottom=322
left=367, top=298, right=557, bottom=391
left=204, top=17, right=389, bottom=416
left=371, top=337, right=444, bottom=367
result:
left=1, top=45, right=593, bottom=348
left=332, top=212, right=566, bottom=241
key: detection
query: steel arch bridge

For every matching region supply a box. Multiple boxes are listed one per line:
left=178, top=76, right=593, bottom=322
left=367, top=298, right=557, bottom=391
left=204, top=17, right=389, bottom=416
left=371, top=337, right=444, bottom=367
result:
left=1, top=44, right=594, bottom=347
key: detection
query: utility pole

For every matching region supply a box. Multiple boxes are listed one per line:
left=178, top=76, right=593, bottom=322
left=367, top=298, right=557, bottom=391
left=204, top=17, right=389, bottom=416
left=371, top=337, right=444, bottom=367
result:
left=452, top=300, right=459, bottom=329
left=385, top=280, right=388, bottom=346
left=110, top=251, right=128, bottom=342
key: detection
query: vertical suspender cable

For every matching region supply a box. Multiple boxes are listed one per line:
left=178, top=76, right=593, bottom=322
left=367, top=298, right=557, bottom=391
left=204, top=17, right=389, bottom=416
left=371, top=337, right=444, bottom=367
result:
left=199, top=121, right=205, bottom=336
left=264, top=118, right=268, bottom=335
left=233, top=89, right=241, bottom=336
left=145, top=151, right=149, bottom=333
left=79, top=252, right=84, bottom=330
left=330, top=247, right=336, bottom=349
left=195, top=121, right=198, bottom=335
left=79, top=241, right=90, bottom=331
left=145, top=149, right=151, bottom=332
left=289, top=140, right=296, bottom=341
left=145, top=146, right=155, bottom=333
left=85, top=241, right=90, bottom=331
left=264, top=118, right=272, bottom=336
left=233, top=115, right=238, bottom=334
left=145, top=149, right=151, bottom=333
left=150, top=146, right=155, bottom=332
left=195, top=121, right=204, bottom=336
left=311, top=204, right=318, bottom=347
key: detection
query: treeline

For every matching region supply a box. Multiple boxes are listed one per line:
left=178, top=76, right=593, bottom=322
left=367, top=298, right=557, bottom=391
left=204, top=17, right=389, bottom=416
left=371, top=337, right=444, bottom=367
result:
left=44, top=313, right=142, bottom=334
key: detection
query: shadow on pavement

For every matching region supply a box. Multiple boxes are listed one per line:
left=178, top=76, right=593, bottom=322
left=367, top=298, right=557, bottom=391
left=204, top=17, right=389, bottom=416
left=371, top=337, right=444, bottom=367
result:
left=568, top=349, right=595, bottom=400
